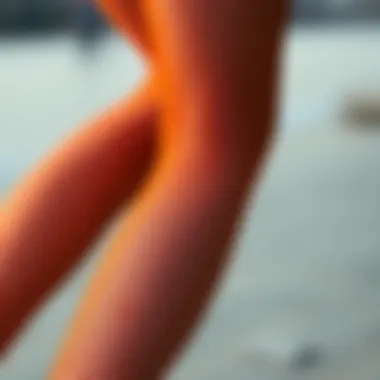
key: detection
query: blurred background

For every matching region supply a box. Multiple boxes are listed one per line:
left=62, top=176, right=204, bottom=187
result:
left=1, top=1, right=380, bottom=379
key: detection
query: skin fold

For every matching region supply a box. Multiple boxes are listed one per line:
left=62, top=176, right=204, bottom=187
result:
left=0, top=1, right=286, bottom=379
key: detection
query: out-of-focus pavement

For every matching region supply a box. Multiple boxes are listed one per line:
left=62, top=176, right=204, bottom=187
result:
left=1, top=27, right=380, bottom=379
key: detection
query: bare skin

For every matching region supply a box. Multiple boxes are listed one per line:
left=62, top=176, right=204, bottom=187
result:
left=0, top=1, right=286, bottom=379
left=0, top=83, right=157, bottom=351
left=0, top=2, right=160, bottom=352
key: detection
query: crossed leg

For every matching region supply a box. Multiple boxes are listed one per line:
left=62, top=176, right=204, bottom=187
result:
left=0, top=2, right=158, bottom=353
left=0, top=1, right=286, bottom=379
left=49, top=1, right=286, bottom=379
left=0, top=83, right=157, bottom=352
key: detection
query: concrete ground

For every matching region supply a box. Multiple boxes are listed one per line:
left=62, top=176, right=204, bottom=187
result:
left=2, top=27, right=380, bottom=379
left=3, top=127, right=380, bottom=379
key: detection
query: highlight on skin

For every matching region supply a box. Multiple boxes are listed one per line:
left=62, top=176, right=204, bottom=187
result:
left=0, top=0, right=285, bottom=378
left=48, top=1, right=286, bottom=379
left=0, top=83, right=157, bottom=352
left=96, top=0, right=152, bottom=57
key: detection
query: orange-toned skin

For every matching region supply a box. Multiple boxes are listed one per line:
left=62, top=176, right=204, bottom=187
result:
left=0, top=1, right=286, bottom=379
left=48, top=1, right=286, bottom=380
left=0, top=83, right=157, bottom=350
